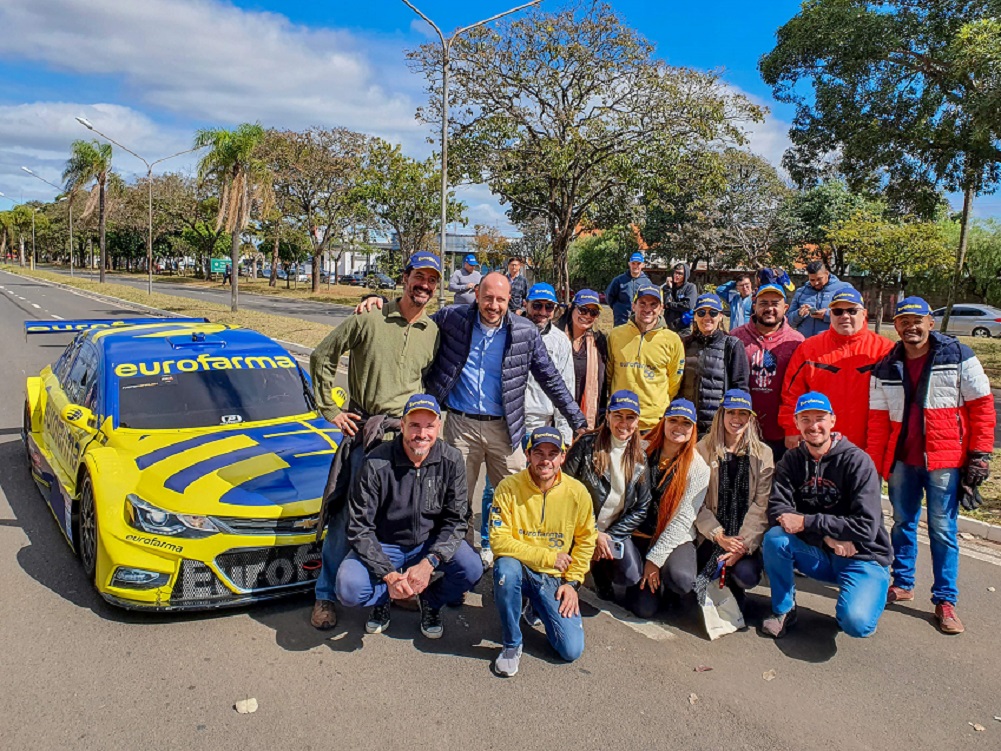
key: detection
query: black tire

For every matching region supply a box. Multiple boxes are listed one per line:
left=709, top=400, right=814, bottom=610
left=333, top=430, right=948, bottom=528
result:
left=78, top=474, right=99, bottom=581
left=22, top=402, right=32, bottom=465
left=972, top=327, right=991, bottom=338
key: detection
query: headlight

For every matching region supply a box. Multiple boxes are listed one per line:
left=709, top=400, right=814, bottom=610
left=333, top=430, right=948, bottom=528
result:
left=126, top=495, right=220, bottom=538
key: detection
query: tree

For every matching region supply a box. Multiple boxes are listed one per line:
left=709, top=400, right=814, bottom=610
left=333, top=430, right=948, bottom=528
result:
left=760, top=1, right=1001, bottom=332
left=63, top=139, right=113, bottom=282
left=827, top=208, right=951, bottom=333
left=568, top=225, right=640, bottom=292
left=469, top=224, right=509, bottom=269
left=778, top=180, right=876, bottom=274
left=410, top=1, right=760, bottom=297
left=259, top=128, right=375, bottom=292
left=194, top=123, right=268, bottom=312
left=364, top=140, right=465, bottom=258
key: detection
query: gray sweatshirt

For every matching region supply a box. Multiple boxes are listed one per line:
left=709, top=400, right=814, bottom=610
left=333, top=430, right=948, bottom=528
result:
left=449, top=268, right=481, bottom=305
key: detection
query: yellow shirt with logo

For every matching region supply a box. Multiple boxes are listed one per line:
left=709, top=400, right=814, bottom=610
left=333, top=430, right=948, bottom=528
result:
left=607, top=321, right=685, bottom=431
left=489, top=469, right=597, bottom=584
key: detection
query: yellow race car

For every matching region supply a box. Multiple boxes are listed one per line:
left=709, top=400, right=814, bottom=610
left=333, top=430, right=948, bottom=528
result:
left=22, top=317, right=342, bottom=611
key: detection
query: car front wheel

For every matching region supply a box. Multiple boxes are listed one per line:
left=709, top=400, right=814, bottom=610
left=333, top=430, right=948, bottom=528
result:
left=78, top=474, right=99, bottom=580
left=972, top=327, right=991, bottom=338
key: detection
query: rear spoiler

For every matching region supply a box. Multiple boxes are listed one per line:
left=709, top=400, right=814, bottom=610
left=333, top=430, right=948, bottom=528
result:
left=25, top=317, right=210, bottom=335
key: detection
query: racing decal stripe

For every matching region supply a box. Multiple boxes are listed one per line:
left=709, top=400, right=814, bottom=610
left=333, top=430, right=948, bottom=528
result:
left=187, top=453, right=292, bottom=506
left=136, top=432, right=244, bottom=469
left=164, top=445, right=271, bottom=493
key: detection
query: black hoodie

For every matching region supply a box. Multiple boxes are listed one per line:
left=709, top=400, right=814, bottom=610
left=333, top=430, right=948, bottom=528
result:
left=768, top=435, right=892, bottom=566
left=663, top=262, right=698, bottom=334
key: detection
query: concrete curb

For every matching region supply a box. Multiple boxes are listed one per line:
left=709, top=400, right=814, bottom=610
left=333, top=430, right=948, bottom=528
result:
left=880, top=495, right=1001, bottom=543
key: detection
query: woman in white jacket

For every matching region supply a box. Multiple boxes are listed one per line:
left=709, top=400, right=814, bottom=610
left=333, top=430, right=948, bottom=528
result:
left=625, top=398, right=710, bottom=619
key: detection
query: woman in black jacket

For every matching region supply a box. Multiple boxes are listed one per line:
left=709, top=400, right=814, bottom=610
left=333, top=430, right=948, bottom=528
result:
left=563, top=389, right=651, bottom=600
left=681, top=293, right=750, bottom=435
left=555, top=289, right=608, bottom=430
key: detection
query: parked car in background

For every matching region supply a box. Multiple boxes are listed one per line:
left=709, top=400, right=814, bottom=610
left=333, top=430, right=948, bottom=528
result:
left=338, top=273, right=365, bottom=286
left=931, top=304, right=1001, bottom=338
left=365, top=273, right=397, bottom=290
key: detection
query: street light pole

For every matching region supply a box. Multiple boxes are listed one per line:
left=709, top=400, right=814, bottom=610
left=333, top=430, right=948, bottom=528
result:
left=21, top=167, right=74, bottom=276
left=75, top=117, right=201, bottom=294
left=401, top=0, right=541, bottom=306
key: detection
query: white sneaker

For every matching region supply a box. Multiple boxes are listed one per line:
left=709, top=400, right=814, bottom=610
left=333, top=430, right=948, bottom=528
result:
left=494, top=645, right=522, bottom=677
left=480, top=547, right=494, bottom=569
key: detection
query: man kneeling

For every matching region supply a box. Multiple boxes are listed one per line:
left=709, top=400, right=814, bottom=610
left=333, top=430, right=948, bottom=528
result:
left=336, top=394, right=483, bottom=638
left=761, top=392, right=892, bottom=639
left=489, top=427, right=597, bottom=676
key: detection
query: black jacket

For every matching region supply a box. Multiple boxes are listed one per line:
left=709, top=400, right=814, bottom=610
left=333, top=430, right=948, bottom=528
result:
left=664, top=262, right=698, bottom=334
left=563, top=432, right=652, bottom=539
left=347, top=437, right=469, bottom=579
left=768, top=436, right=892, bottom=566
left=681, top=329, right=750, bottom=434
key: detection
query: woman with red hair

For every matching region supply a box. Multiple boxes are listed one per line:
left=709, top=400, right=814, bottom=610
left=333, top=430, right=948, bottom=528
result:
left=625, top=398, right=710, bottom=619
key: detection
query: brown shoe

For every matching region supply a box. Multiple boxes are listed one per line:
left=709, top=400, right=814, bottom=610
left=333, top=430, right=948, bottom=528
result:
left=310, top=599, right=338, bottom=630
left=887, top=586, right=914, bottom=604
left=935, top=603, right=965, bottom=635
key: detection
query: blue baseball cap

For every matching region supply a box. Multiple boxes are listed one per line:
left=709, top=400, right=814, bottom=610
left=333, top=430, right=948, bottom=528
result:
left=894, top=296, right=932, bottom=318
left=634, top=284, right=663, bottom=303
left=608, top=389, right=641, bottom=415
left=526, top=426, right=565, bottom=452
left=830, top=287, right=864, bottom=307
left=629, top=252, right=645, bottom=263
left=405, top=252, right=442, bottom=275
left=794, top=391, right=833, bottom=415
left=695, top=293, right=724, bottom=312
left=463, top=253, right=479, bottom=266
left=755, top=283, right=786, bottom=300
left=573, top=289, right=601, bottom=308
left=721, top=389, right=755, bottom=413
left=664, top=398, right=697, bottom=423
left=402, top=393, right=441, bottom=418
left=526, top=282, right=558, bottom=304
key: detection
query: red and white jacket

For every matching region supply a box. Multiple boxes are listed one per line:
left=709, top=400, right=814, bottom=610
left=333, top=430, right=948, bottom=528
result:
left=867, top=332, right=995, bottom=477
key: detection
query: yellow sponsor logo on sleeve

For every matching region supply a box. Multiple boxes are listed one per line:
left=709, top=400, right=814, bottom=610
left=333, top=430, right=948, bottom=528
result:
left=115, top=354, right=296, bottom=378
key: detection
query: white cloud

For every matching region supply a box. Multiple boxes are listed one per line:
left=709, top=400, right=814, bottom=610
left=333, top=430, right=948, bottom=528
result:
left=0, top=0, right=426, bottom=140
left=727, top=86, right=794, bottom=176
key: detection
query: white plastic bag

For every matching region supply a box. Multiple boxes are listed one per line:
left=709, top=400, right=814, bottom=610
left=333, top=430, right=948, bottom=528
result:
left=700, top=584, right=745, bottom=641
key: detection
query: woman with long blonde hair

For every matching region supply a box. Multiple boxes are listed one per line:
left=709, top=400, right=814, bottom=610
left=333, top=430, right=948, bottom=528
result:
left=625, top=399, right=710, bottom=619
left=694, top=389, right=774, bottom=607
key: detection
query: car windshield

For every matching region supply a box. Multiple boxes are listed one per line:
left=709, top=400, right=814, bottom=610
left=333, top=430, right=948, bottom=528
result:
left=117, top=365, right=312, bottom=429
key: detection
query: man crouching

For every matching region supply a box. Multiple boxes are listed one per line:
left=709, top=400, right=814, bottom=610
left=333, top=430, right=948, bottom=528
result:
left=489, top=427, right=597, bottom=677
left=335, top=394, right=483, bottom=639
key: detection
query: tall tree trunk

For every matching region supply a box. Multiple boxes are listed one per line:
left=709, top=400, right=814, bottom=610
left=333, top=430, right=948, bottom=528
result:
left=98, top=176, right=107, bottom=283
left=19, top=235, right=25, bottom=267
left=942, top=183, right=975, bottom=334
left=312, top=252, right=321, bottom=293
left=552, top=226, right=572, bottom=302
left=269, top=233, right=279, bottom=287
left=873, top=286, right=883, bottom=335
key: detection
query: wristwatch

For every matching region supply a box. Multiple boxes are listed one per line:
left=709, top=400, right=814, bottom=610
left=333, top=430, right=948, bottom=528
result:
left=425, top=553, right=441, bottom=570
left=563, top=580, right=580, bottom=591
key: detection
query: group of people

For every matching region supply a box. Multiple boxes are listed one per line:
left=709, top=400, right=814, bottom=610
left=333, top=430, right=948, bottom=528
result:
left=307, top=249, right=995, bottom=678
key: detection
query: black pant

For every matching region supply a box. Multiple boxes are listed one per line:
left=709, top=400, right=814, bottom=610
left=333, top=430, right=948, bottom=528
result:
left=591, top=537, right=644, bottom=592
left=624, top=539, right=697, bottom=619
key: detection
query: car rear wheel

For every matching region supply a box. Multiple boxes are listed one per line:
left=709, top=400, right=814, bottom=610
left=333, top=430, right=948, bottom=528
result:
left=972, top=327, right=991, bottom=338
left=78, top=474, right=99, bottom=580
left=22, top=402, right=32, bottom=464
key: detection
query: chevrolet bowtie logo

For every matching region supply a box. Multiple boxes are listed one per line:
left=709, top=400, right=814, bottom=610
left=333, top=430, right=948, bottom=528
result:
left=293, top=517, right=320, bottom=531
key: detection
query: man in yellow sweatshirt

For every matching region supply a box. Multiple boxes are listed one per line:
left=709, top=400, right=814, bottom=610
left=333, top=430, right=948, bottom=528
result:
left=606, top=284, right=685, bottom=431
left=489, top=426, right=597, bottom=677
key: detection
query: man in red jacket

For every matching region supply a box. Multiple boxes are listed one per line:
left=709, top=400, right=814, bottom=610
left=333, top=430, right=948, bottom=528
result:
left=867, top=297, right=995, bottom=635
left=779, top=286, right=893, bottom=450
left=731, top=283, right=804, bottom=461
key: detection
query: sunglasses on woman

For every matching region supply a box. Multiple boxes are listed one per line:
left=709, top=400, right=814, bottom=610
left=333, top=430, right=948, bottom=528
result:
left=576, top=306, right=600, bottom=318
left=695, top=309, right=720, bottom=318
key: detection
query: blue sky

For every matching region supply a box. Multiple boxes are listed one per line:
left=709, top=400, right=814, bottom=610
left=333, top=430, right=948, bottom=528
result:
left=0, top=0, right=996, bottom=226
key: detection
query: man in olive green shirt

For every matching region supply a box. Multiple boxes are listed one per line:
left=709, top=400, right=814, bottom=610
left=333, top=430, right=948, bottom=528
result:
left=309, top=252, right=442, bottom=630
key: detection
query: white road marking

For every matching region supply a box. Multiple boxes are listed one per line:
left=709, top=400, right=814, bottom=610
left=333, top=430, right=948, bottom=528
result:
left=31, top=303, right=40, bottom=309
left=51, top=314, right=63, bottom=320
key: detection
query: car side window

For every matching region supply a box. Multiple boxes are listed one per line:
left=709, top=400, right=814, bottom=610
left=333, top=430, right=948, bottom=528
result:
left=65, top=343, right=100, bottom=408
left=969, top=309, right=986, bottom=317
left=54, top=336, right=83, bottom=386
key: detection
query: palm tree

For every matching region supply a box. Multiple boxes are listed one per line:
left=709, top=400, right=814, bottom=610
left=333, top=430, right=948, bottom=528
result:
left=193, top=123, right=267, bottom=312
left=63, top=140, right=112, bottom=283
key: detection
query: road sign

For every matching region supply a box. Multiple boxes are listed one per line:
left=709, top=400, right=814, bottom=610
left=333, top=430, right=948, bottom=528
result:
left=210, top=258, right=232, bottom=273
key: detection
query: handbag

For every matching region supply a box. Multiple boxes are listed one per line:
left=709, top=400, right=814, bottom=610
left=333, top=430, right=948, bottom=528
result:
left=699, top=576, right=745, bottom=641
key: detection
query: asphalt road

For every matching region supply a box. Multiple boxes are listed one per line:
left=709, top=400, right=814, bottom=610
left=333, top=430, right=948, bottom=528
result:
left=40, top=265, right=357, bottom=329
left=2, top=270, right=1001, bottom=751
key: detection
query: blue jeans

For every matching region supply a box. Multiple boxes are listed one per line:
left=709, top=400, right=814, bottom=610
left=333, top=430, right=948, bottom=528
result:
left=493, top=556, right=584, bottom=662
left=314, top=440, right=368, bottom=602
left=335, top=540, right=483, bottom=610
left=888, top=463, right=961, bottom=604
left=480, top=478, right=494, bottom=548
left=762, top=527, right=890, bottom=638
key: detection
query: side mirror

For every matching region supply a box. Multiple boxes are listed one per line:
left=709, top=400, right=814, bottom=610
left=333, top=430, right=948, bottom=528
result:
left=61, top=404, right=97, bottom=434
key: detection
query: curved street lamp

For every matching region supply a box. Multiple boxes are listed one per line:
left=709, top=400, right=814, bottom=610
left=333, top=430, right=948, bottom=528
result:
left=76, top=116, right=203, bottom=293
left=22, top=167, right=75, bottom=277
